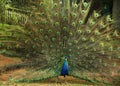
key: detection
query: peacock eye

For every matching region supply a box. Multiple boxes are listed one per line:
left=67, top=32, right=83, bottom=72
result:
left=90, top=21, right=95, bottom=26
left=48, top=29, right=52, bottom=33
left=55, top=22, right=60, bottom=26
left=90, top=37, right=95, bottom=43
left=34, top=21, right=39, bottom=25
left=41, top=50, right=45, bottom=54
left=63, top=36, right=67, bottom=40
left=90, top=22, right=92, bottom=25
left=69, top=49, right=72, bottom=52
left=43, top=21, right=48, bottom=25
left=44, top=35, right=48, bottom=40
left=112, top=62, right=116, bottom=67
left=73, top=13, right=77, bottom=17
left=99, top=59, right=102, bottom=63
left=84, top=46, right=88, bottom=50
left=68, top=43, right=72, bottom=46
left=54, top=3, right=57, bottom=7
left=25, top=54, right=30, bottom=58
left=41, top=43, right=45, bottom=47
left=71, top=22, right=76, bottom=27
left=103, top=63, right=107, bottom=67
left=73, top=4, right=78, bottom=8
left=34, top=38, right=38, bottom=41
left=81, top=10, right=85, bottom=15
left=105, top=35, right=111, bottom=41
left=77, top=46, right=80, bottom=50
left=95, top=14, right=99, bottom=17
left=106, top=15, right=112, bottom=22
left=54, top=13, right=59, bottom=17
left=83, top=2, right=88, bottom=8
left=74, top=40, right=78, bottom=44
left=69, top=32, right=73, bottom=36
left=86, top=29, right=91, bottom=33
left=63, top=27, right=67, bottom=31
left=25, top=40, right=28, bottom=44
left=28, top=31, right=32, bottom=34
left=108, top=56, right=112, bottom=60
left=100, top=24, right=105, bottom=28
left=32, top=45, right=36, bottom=49
left=50, top=45, right=54, bottom=48
left=99, top=42, right=104, bottom=47
left=79, top=20, right=83, bottom=24
left=31, top=14, right=34, bottom=17
left=77, top=30, right=82, bottom=34
left=57, top=49, right=60, bottom=52
left=82, top=37, right=86, bottom=41
left=107, top=18, right=111, bottom=21
left=89, top=60, right=93, bottom=64
left=108, top=46, right=113, bottom=51
left=95, top=30, right=100, bottom=35
left=40, top=13, right=45, bottom=16
left=59, top=42, right=62, bottom=46
left=77, top=52, right=80, bottom=55
left=39, top=29, right=43, bottom=33
left=56, top=31, right=60, bottom=35
left=101, top=50, right=105, bottom=55
left=63, top=17, right=67, bottom=21
left=113, top=30, right=119, bottom=37
left=40, top=2, right=44, bottom=6
left=51, top=37, right=55, bottom=42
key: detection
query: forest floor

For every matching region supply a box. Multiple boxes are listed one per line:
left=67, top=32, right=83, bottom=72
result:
left=0, top=55, right=119, bottom=86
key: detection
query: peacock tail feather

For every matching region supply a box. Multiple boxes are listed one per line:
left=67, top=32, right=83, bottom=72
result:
left=0, top=0, right=120, bottom=84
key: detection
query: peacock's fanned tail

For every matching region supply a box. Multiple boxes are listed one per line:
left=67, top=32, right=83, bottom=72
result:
left=0, top=0, right=120, bottom=84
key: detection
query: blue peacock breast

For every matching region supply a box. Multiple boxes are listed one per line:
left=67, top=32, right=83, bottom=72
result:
left=61, top=58, right=68, bottom=77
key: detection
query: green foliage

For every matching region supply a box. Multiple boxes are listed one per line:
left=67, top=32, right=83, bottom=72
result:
left=0, top=23, right=27, bottom=57
left=0, top=0, right=11, bottom=13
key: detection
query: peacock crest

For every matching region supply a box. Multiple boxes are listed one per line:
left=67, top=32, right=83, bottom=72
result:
left=0, top=0, right=120, bottom=84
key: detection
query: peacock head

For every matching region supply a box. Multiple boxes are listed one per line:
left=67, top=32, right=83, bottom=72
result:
left=64, top=55, right=70, bottom=60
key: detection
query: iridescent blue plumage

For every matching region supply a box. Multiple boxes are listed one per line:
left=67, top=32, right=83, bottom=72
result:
left=61, top=56, right=68, bottom=77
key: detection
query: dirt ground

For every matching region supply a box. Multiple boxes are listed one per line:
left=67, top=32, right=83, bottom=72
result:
left=0, top=55, right=96, bottom=86
left=0, top=55, right=118, bottom=86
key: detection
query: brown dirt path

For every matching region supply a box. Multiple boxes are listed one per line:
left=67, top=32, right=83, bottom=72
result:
left=0, top=55, right=94, bottom=86
left=0, top=55, right=21, bottom=67
left=0, top=55, right=118, bottom=86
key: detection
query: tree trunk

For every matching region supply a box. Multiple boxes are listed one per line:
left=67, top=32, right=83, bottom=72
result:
left=113, top=0, right=120, bottom=31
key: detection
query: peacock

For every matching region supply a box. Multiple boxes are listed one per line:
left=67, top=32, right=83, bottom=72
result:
left=0, top=0, right=120, bottom=84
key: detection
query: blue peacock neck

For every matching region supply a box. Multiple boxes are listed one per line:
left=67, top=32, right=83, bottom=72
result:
left=61, top=56, right=69, bottom=77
